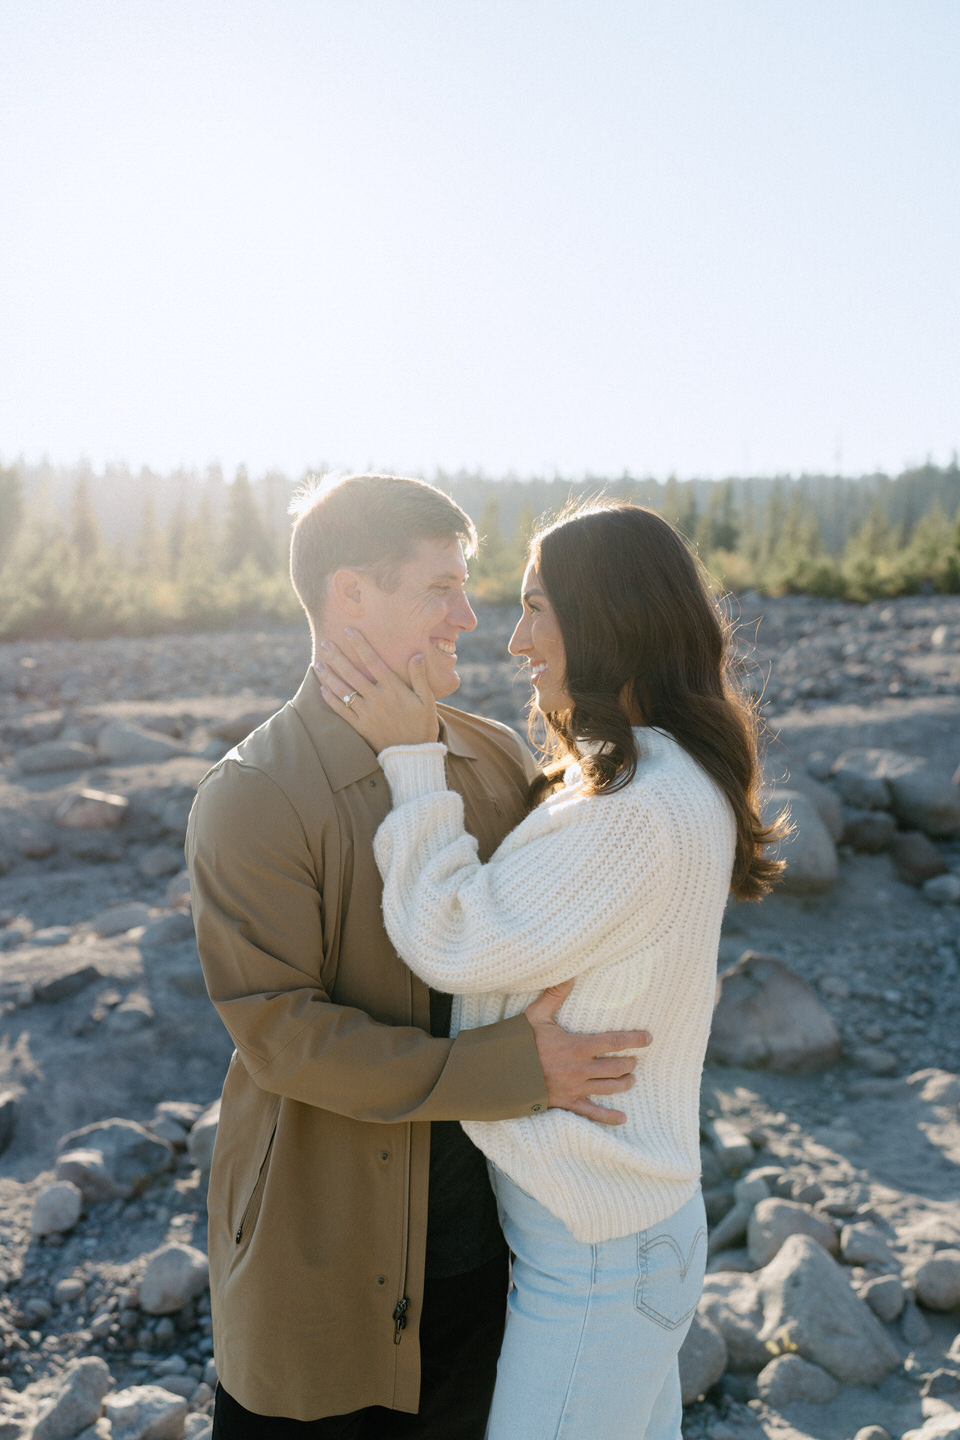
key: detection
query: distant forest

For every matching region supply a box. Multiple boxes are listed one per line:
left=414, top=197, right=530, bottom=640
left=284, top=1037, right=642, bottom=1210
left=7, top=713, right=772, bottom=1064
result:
left=1, top=457, right=959, bottom=640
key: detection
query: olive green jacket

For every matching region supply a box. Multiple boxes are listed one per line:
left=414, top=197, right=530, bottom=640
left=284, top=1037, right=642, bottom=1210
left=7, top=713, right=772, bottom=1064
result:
left=185, top=668, right=547, bottom=1420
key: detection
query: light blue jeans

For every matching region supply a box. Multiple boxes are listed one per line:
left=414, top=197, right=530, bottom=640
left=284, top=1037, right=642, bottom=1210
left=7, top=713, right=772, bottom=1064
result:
left=485, top=1170, right=707, bottom=1440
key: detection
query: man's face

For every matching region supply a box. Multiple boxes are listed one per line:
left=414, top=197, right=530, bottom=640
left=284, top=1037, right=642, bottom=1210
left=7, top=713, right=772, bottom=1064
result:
left=354, top=536, right=478, bottom=699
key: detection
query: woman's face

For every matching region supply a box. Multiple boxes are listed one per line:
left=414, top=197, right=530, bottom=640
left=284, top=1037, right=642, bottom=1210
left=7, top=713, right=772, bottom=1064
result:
left=508, top=561, right=570, bottom=713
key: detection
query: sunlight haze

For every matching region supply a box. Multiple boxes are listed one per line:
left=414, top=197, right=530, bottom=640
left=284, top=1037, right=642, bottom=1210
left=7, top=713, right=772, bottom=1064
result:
left=1, top=0, right=958, bottom=481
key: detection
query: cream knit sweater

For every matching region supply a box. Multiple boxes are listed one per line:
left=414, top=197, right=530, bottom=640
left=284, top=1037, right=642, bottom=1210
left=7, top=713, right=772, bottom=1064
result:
left=375, top=727, right=736, bottom=1243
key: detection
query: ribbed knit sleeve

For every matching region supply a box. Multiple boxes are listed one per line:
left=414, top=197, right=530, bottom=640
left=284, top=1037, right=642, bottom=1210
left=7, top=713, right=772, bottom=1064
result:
left=375, top=746, right=672, bottom=996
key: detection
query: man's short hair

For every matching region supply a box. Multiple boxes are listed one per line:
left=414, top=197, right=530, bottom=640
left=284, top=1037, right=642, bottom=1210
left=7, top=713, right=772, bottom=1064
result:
left=289, top=473, right=477, bottom=637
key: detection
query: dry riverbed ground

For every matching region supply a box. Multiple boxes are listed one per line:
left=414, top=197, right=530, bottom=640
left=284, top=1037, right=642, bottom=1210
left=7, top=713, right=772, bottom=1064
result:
left=0, top=593, right=958, bottom=1440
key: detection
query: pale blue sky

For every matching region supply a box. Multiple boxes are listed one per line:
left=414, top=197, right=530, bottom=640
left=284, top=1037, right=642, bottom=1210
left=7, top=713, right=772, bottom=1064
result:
left=1, top=0, right=958, bottom=481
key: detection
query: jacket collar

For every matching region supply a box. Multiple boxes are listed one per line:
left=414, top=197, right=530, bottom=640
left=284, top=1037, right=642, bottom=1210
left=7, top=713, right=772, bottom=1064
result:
left=289, top=667, right=478, bottom=792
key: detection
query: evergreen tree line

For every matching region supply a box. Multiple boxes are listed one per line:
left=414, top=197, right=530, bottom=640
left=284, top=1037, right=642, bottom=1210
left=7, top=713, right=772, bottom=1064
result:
left=0, top=458, right=958, bottom=641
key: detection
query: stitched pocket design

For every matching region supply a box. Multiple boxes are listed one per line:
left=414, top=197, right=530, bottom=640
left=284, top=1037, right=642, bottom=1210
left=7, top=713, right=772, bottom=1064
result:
left=634, top=1222, right=708, bottom=1330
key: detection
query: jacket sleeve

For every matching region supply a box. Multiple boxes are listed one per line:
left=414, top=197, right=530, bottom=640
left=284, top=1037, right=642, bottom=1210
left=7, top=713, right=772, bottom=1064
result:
left=185, top=760, right=547, bottom=1123
left=374, top=745, right=674, bottom=995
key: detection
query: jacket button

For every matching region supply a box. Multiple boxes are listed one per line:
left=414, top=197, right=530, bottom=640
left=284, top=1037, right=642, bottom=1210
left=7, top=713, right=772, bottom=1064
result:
left=379, top=1150, right=390, bottom=1161
left=377, top=1276, right=386, bottom=1286
left=531, top=1103, right=542, bottom=1113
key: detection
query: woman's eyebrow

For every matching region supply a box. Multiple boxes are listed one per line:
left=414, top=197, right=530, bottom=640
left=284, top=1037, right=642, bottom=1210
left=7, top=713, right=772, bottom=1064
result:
left=522, top=587, right=544, bottom=601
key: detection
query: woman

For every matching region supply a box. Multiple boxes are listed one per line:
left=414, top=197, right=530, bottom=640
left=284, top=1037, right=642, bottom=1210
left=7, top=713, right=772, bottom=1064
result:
left=317, top=501, right=783, bottom=1440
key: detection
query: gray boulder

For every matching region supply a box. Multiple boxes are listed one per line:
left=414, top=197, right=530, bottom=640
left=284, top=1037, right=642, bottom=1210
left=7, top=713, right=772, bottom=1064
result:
left=699, top=1272, right=770, bottom=1372
left=31, top=1181, right=83, bottom=1237
left=769, top=790, right=838, bottom=894
left=833, top=748, right=960, bottom=837
left=757, top=1353, right=841, bottom=1405
left=677, top=1310, right=727, bottom=1404
left=0, top=1088, right=18, bottom=1156
left=97, top=721, right=186, bottom=765
left=55, top=789, right=129, bottom=830
left=104, top=1385, right=188, bottom=1440
left=914, top=1250, right=960, bottom=1311
left=187, top=1101, right=220, bottom=1175
left=840, top=1221, right=897, bottom=1268
left=747, top=1198, right=839, bottom=1268
left=859, top=1274, right=905, bottom=1323
left=139, top=1243, right=209, bottom=1315
left=16, top=741, right=99, bottom=774
left=91, top=902, right=152, bottom=937
left=56, top=1118, right=174, bottom=1201
left=842, top=808, right=897, bottom=853
left=708, top=953, right=842, bottom=1073
left=756, top=1234, right=901, bottom=1386
left=32, top=1356, right=113, bottom=1440
left=891, top=831, right=948, bottom=887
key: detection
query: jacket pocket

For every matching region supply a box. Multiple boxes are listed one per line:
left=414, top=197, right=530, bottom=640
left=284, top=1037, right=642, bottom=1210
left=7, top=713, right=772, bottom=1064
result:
left=234, top=1123, right=278, bottom=1246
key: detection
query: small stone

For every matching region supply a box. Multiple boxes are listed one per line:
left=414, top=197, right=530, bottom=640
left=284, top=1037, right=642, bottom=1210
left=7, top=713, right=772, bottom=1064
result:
left=819, top=974, right=850, bottom=1000
left=842, top=809, right=897, bottom=853
left=155, top=1374, right=197, bottom=1400
left=54, top=1276, right=87, bottom=1305
left=922, top=1370, right=960, bottom=1401
left=141, top=911, right=195, bottom=950
left=187, top=1102, right=220, bottom=1175
left=34, top=964, right=103, bottom=1004
left=166, top=872, right=192, bottom=910
left=901, top=1299, right=934, bottom=1347
left=138, top=846, right=185, bottom=880
left=915, top=1250, right=960, bottom=1310
left=184, top=1416, right=213, bottom=1440
left=891, top=831, right=949, bottom=887
left=757, top=1353, right=841, bottom=1405
left=55, top=789, right=129, bottom=830
left=923, top=874, right=960, bottom=906
left=139, top=1244, right=209, bottom=1316
left=16, top=740, right=99, bottom=774
left=854, top=1429, right=891, bottom=1440
left=0, top=1088, right=18, bottom=1157
left=31, top=1181, right=84, bottom=1237
left=91, top=1311, right=115, bottom=1339
left=91, top=903, right=152, bottom=938
left=841, top=1222, right=897, bottom=1267
left=850, top=1046, right=899, bottom=1077
left=32, top=926, right=72, bottom=947
left=860, top=1274, right=905, bottom=1322
left=748, top=1197, right=838, bottom=1267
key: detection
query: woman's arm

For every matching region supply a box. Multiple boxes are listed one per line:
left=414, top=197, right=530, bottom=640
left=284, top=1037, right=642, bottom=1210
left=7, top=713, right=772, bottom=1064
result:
left=374, top=742, right=672, bottom=994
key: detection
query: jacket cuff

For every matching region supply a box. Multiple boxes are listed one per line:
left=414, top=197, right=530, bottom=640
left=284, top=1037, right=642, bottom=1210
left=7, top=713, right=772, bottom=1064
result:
left=378, top=743, right=448, bottom=805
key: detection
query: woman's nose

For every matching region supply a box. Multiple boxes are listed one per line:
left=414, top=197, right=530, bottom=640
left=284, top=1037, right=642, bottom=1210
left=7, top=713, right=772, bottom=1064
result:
left=507, top=617, right=527, bottom=655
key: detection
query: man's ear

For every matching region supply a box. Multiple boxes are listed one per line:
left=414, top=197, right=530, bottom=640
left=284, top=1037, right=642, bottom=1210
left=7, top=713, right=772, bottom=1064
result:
left=329, top=567, right=367, bottom=616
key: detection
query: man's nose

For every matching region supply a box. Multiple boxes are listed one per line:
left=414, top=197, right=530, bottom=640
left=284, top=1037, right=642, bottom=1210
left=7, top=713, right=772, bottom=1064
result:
left=451, top=591, right=478, bottom=632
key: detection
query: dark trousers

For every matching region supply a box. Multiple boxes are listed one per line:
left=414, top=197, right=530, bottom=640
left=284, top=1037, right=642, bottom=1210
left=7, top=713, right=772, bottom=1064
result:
left=212, top=1249, right=508, bottom=1440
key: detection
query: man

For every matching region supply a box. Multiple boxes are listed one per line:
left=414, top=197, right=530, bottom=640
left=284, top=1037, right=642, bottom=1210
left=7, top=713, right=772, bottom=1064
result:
left=186, top=473, right=649, bottom=1438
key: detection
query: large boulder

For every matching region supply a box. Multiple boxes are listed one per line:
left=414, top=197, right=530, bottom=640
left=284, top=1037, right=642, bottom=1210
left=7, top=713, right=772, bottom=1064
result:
left=768, top=790, right=838, bottom=894
left=97, top=720, right=186, bottom=765
left=32, top=1356, right=113, bottom=1440
left=832, top=748, right=960, bottom=838
left=756, top=1234, right=901, bottom=1386
left=677, top=1310, right=727, bottom=1404
left=699, top=1272, right=770, bottom=1372
left=708, top=953, right=842, bottom=1073
left=105, top=1385, right=189, bottom=1440
left=56, top=1118, right=174, bottom=1201
left=16, top=741, right=99, bottom=774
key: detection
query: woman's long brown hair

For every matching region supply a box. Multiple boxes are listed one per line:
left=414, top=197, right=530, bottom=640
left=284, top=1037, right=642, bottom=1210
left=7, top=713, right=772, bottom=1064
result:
left=526, top=501, right=785, bottom=902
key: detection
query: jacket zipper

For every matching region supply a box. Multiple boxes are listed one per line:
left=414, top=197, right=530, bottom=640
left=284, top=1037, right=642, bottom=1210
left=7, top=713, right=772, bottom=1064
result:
left=393, top=970, right=414, bottom=1345
left=235, top=1125, right=277, bottom=1245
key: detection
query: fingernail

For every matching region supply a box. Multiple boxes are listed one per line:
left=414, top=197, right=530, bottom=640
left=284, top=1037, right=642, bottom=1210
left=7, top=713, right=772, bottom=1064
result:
left=319, top=640, right=330, bottom=651
left=344, top=626, right=355, bottom=637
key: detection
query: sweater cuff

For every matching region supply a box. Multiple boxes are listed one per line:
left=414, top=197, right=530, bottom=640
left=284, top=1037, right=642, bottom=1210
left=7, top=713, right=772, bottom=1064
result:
left=378, top=743, right=449, bottom=805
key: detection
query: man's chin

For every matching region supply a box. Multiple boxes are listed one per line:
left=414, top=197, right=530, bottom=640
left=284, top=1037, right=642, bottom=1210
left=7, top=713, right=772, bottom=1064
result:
left=431, top=669, right=461, bottom=701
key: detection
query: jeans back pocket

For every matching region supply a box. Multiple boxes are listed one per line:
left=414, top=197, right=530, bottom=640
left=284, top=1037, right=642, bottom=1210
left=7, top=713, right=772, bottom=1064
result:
left=634, top=1208, right=708, bottom=1331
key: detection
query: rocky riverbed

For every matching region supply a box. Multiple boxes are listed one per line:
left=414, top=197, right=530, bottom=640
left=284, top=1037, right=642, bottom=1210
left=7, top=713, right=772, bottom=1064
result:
left=0, top=592, right=959, bottom=1440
